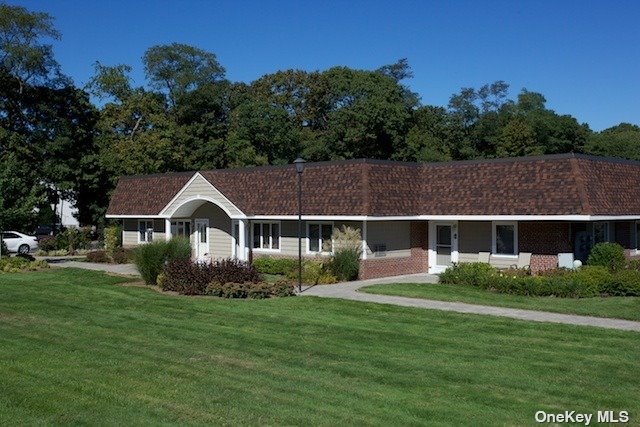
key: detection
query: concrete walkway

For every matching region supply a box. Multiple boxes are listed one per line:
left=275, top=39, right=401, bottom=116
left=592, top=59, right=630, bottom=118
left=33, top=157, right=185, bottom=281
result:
left=48, top=259, right=140, bottom=276
left=301, top=274, right=640, bottom=332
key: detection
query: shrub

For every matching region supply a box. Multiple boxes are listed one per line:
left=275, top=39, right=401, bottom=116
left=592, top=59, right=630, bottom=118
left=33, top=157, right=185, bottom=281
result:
left=625, top=259, right=640, bottom=271
left=209, top=258, right=262, bottom=285
left=111, top=247, right=132, bottom=264
left=57, top=228, right=89, bottom=254
left=0, top=257, right=48, bottom=273
left=133, top=238, right=192, bottom=285
left=286, top=260, right=338, bottom=285
left=252, top=257, right=297, bottom=275
left=332, top=225, right=362, bottom=252
left=587, top=242, right=626, bottom=272
left=439, top=262, right=622, bottom=298
left=15, top=253, right=36, bottom=262
left=104, top=225, right=121, bottom=259
left=205, top=280, right=295, bottom=299
left=601, top=269, right=640, bottom=296
left=86, top=250, right=109, bottom=263
left=1, top=239, right=8, bottom=257
left=161, top=258, right=263, bottom=295
left=330, top=248, right=361, bottom=281
left=38, top=236, right=57, bottom=252
left=439, top=263, right=498, bottom=289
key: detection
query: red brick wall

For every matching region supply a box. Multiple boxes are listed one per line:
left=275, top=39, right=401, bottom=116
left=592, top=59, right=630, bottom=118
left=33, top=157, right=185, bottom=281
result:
left=518, top=222, right=572, bottom=273
left=359, top=221, right=428, bottom=279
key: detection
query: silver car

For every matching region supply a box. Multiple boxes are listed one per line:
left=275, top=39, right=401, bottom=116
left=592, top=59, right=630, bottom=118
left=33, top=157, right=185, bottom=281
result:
left=2, top=231, right=39, bottom=254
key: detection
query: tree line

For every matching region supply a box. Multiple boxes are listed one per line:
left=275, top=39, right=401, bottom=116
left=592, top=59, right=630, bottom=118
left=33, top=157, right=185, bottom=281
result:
left=1, top=4, right=639, bottom=230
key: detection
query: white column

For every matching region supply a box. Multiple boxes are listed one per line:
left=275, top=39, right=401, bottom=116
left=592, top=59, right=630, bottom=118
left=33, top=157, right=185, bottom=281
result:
left=165, top=219, right=171, bottom=241
left=238, top=219, right=247, bottom=261
left=361, top=220, right=368, bottom=260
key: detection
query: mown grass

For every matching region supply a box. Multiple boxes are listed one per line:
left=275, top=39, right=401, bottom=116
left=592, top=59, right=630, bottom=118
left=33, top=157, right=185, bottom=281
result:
left=361, top=282, right=640, bottom=321
left=0, top=269, right=638, bottom=425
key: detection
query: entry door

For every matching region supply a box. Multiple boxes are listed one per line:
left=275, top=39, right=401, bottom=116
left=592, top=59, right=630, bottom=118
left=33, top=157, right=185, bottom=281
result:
left=436, top=225, right=453, bottom=267
left=194, top=219, right=209, bottom=259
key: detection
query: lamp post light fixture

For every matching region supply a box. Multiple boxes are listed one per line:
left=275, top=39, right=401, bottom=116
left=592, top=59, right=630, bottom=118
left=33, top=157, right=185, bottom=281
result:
left=293, top=157, right=306, bottom=292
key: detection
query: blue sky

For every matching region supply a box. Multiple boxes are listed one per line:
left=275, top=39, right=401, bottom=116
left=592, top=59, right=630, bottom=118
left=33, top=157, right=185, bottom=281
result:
left=16, top=0, right=640, bottom=130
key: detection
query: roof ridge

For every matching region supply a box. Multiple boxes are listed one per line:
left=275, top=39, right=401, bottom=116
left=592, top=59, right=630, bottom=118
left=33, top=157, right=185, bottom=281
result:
left=569, top=157, right=593, bottom=215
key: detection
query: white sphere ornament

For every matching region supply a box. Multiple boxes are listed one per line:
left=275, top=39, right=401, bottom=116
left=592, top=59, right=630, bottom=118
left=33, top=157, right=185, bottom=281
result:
left=573, top=260, right=583, bottom=269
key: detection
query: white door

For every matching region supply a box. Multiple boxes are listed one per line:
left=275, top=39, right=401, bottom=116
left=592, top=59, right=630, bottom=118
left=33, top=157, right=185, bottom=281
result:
left=429, top=221, right=458, bottom=273
left=194, top=219, right=209, bottom=259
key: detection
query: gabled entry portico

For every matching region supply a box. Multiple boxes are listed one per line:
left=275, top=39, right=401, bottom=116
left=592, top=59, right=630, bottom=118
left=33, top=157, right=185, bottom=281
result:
left=159, top=172, right=249, bottom=261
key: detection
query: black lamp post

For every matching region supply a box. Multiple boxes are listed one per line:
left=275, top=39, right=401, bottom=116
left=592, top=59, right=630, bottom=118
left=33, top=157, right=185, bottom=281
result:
left=293, top=157, right=306, bottom=292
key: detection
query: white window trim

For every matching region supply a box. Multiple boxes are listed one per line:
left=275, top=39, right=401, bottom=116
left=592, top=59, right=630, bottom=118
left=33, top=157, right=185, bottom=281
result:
left=170, top=219, right=191, bottom=238
left=251, top=221, right=281, bottom=252
left=492, top=221, right=518, bottom=258
left=306, top=221, right=334, bottom=255
left=138, top=219, right=154, bottom=244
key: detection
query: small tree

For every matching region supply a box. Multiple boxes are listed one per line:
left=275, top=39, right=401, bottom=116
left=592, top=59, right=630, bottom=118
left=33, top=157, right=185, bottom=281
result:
left=104, top=225, right=121, bottom=259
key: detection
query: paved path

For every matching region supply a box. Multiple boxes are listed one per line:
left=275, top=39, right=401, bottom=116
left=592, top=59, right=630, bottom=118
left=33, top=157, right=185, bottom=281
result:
left=48, top=259, right=140, bottom=276
left=301, top=274, right=640, bottom=332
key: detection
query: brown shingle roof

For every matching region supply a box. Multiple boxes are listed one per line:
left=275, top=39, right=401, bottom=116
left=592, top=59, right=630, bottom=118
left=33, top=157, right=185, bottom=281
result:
left=106, top=172, right=193, bottom=215
left=105, top=154, right=640, bottom=217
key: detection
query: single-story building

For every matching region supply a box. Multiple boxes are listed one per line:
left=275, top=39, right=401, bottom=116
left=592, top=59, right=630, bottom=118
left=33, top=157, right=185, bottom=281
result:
left=106, top=153, right=640, bottom=279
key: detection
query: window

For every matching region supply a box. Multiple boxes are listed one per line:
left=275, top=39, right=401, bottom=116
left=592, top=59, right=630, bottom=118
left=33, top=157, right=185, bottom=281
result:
left=252, top=222, right=280, bottom=251
left=493, top=222, right=517, bottom=256
left=308, top=222, right=333, bottom=253
left=2, top=232, right=19, bottom=239
left=171, top=220, right=191, bottom=238
left=592, top=222, right=609, bottom=244
left=138, top=220, right=153, bottom=243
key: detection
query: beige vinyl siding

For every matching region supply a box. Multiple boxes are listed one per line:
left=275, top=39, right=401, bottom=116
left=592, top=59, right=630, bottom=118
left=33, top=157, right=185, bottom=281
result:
left=122, top=218, right=166, bottom=247
left=162, top=174, right=243, bottom=217
left=365, top=221, right=411, bottom=259
left=192, top=203, right=232, bottom=259
left=457, top=221, right=516, bottom=269
left=256, top=220, right=363, bottom=258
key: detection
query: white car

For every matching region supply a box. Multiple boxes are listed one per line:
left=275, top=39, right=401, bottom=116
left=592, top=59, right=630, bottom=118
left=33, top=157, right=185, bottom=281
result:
left=2, top=231, right=39, bottom=254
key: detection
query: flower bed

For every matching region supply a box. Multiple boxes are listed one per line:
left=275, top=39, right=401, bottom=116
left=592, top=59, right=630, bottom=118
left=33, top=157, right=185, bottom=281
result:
left=160, top=258, right=295, bottom=299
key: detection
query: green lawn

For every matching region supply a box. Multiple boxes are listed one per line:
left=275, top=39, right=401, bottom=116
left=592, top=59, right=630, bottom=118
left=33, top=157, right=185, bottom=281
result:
left=1, top=269, right=639, bottom=425
left=361, top=282, right=640, bottom=321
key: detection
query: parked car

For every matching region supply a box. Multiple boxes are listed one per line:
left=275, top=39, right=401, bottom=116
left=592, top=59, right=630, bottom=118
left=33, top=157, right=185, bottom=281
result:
left=2, top=231, right=39, bottom=254
left=33, top=224, right=66, bottom=239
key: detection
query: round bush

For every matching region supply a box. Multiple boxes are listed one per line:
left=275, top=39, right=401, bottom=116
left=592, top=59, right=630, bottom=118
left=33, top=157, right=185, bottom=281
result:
left=587, top=242, right=626, bottom=272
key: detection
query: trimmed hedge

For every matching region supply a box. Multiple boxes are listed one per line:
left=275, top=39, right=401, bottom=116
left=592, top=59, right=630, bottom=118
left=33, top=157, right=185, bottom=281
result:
left=86, top=250, right=109, bottom=263
left=205, top=281, right=295, bottom=299
left=439, top=262, right=640, bottom=298
left=252, top=257, right=297, bottom=275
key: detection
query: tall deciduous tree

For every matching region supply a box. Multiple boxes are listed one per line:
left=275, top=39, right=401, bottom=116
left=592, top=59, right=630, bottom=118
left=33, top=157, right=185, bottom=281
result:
left=143, top=43, right=225, bottom=107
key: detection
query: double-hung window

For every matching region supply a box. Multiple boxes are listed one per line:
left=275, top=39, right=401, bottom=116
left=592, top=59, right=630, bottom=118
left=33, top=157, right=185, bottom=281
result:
left=138, top=220, right=153, bottom=243
left=171, top=220, right=191, bottom=238
left=308, top=222, right=333, bottom=254
left=492, top=221, right=517, bottom=256
left=253, top=222, right=280, bottom=251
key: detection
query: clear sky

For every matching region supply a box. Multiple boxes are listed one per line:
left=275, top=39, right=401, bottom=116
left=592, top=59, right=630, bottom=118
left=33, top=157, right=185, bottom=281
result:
left=15, top=0, right=640, bottom=131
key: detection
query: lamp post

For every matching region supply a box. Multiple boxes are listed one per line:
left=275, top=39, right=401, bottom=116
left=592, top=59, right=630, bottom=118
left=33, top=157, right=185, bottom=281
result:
left=293, top=157, right=306, bottom=292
